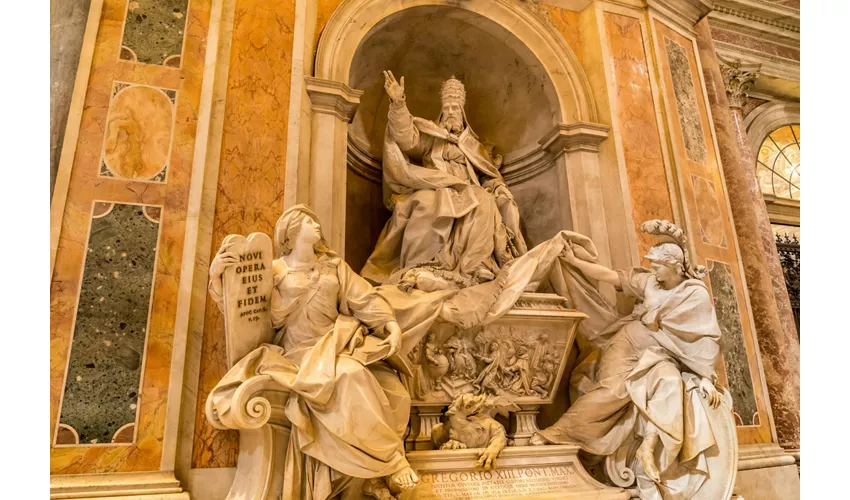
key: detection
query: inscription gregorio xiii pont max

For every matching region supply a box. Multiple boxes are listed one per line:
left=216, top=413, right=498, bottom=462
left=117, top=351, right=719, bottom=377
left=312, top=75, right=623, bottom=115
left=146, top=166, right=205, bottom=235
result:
left=411, top=464, right=580, bottom=499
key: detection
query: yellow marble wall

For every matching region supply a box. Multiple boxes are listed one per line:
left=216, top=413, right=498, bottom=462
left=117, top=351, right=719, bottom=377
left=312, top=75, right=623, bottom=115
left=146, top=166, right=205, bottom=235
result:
left=546, top=6, right=584, bottom=66
left=191, top=0, right=296, bottom=469
left=651, top=19, right=773, bottom=445
left=316, top=0, right=344, bottom=45
left=50, top=0, right=211, bottom=473
left=602, top=12, right=675, bottom=258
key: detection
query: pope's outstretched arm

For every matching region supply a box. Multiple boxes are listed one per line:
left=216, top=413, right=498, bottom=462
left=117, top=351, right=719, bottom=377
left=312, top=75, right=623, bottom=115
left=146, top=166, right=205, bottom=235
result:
left=384, top=70, right=421, bottom=153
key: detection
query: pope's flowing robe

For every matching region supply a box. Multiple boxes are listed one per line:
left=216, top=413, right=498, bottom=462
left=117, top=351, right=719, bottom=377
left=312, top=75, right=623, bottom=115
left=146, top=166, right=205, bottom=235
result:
left=361, top=99, right=527, bottom=286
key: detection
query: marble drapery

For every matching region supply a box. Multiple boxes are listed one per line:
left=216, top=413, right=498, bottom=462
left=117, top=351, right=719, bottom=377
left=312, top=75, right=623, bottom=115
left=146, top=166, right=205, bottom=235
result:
left=208, top=255, right=419, bottom=499
left=536, top=265, right=723, bottom=499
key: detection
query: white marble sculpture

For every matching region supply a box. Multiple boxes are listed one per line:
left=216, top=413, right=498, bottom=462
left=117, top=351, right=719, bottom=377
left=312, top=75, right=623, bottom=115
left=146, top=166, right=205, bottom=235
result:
left=529, top=220, right=737, bottom=500
left=204, top=195, right=735, bottom=499
left=361, top=72, right=528, bottom=291
left=207, top=205, right=419, bottom=499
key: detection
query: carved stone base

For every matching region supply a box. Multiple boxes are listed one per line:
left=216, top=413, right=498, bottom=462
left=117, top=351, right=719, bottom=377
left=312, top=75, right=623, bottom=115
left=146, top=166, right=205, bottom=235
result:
left=412, top=405, right=448, bottom=451
left=508, top=404, right=540, bottom=446
left=403, top=445, right=629, bottom=499
left=49, top=471, right=188, bottom=499
left=228, top=425, right=291, bottom=500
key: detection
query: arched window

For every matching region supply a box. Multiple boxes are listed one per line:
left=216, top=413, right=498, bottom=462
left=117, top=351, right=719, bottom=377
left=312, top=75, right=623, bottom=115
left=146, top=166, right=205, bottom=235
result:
left=756, top=124, right=800, bottom=200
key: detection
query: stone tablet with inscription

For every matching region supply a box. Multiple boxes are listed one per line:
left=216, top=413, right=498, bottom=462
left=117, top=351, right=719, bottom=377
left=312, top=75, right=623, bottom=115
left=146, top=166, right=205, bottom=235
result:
left=220, top=233, right=274, bottom=367
left=405, top=446, right=629, bottom=500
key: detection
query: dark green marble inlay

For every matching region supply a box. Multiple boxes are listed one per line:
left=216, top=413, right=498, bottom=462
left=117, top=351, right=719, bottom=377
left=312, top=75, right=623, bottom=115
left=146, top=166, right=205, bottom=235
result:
left=708, top=260, right=758, bottom=425
left=120, top=0, right=188, bottom=66
left=57, top=203, right=161, bottom=444
left=665, top=37, right=708, bottom=164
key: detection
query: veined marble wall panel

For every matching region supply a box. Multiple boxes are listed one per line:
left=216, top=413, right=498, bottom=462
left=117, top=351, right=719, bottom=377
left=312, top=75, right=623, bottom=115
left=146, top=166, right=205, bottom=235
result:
left=652, top=19, right=773, bottom=445
left=603, top=12, right=675, bottom=258
left=56, top=202, right=162, bottom=446
left=50, top=0, right=211, bottom=474
left=708, top=260, right=758, bottom=426
left=710, top=27, right=799, bottom=62
left=120, top=0, right=189, bottom=66
left=664, top=38, right=708, bottom=165
left=192, top=0, right=296, bottom=469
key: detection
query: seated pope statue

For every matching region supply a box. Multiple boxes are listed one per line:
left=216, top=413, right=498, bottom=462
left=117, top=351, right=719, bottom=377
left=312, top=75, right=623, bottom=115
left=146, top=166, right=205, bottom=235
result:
left=361, top=72, right=528, bottom=291
left=208, top=205, right=419, bottom=499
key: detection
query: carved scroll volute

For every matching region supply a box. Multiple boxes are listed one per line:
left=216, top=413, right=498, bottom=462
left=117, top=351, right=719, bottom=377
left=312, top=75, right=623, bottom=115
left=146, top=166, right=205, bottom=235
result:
left=220, top=233, right=275, bottom=368
left=603, top=439, right=639, bottom=488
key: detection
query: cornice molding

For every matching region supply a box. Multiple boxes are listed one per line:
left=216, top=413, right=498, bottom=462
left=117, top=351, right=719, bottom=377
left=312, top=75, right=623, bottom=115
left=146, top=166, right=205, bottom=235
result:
left=646, top=0, right=714, bottom=32
left=538, top=122, right=610, bottom=154
left=712, top=4, right=798, bottom=32
left=305, top=77, right=364, bottom=123
left=714, top=42, right=798, bottom=82
left=345, top=122, right=610, bottom=186
left=707, top=14, right=798, bottom=45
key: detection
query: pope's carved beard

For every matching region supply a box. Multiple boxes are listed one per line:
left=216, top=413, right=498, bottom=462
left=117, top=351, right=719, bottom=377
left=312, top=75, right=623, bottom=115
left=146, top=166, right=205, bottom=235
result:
left=440, top=114, right=464, bottom=134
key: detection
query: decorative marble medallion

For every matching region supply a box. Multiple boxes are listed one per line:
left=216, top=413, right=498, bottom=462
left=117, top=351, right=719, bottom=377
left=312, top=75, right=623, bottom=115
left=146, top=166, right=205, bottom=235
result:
left=665, top=37, right=708, bottom=164
left=55, top=202, right=162, bottom=445
left=707, top=260, right=758, bottom=425
left=100, top=82, right=176, bottom=183
left=119, top=0, right=189, bottom=66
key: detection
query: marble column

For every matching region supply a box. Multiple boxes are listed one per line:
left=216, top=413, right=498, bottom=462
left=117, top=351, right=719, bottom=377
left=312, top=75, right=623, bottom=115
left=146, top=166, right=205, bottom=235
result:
left=694, top=19, right=800, bottom=451
left=719, top=59, right=800, bottom=343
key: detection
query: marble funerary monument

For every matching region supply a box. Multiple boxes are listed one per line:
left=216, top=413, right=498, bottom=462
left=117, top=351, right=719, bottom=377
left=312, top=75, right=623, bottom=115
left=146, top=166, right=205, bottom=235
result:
left=50, top=1, right=801, bottom=499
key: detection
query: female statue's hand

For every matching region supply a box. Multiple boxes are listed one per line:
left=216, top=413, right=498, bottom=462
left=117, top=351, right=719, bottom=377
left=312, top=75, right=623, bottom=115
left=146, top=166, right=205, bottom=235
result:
left=379, top=321, right=403, bottom=358
left=210, top=242, right=238, bottom=278
left=699, top=377, right=722, bottom=409
left=383, top=70, right=405, bottom=102
left=563, top=241, right=579, bottom=265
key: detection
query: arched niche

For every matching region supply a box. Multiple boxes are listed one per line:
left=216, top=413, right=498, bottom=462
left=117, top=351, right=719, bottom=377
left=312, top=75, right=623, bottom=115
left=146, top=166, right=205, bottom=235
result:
left=309, top=0, right=610, bottom=271
left=348, top=7, right=561, bottom=159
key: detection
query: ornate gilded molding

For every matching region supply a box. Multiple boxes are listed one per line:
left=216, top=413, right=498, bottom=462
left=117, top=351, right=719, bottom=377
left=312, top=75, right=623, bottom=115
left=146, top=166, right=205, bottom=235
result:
left=720, top=59, right=761, bottom=109
left=713, top=5, right=799, bottom=33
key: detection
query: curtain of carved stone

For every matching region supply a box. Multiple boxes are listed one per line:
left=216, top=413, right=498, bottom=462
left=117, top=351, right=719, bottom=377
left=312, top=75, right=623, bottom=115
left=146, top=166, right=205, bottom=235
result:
left=694, top=19, right=800, bottom=452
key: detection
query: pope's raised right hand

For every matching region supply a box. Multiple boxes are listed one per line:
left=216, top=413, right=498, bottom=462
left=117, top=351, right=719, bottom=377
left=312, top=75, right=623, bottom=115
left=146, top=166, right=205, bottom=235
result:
left=383, top=70, right=405, bottom=102
left=210, top=242, right=238, bottom=278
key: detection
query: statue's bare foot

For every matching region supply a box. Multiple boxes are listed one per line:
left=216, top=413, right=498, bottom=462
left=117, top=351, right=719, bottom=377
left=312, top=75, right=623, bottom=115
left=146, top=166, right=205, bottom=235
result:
left=528, top=432, right=549, bottom=446
left=391, top=466, right=420, bottom=490
left=636, top=435, right=661, bottom=483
